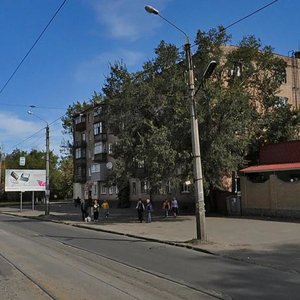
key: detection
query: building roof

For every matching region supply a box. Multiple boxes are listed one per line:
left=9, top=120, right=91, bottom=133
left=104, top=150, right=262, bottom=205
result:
left=240, top=162, right=300, bottom=173
left=260, top=140, right=300, bottom=164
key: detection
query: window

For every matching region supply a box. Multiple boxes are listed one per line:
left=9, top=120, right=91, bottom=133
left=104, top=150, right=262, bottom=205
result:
left=81, top=132, right=86, bottom=141
left=141, top=181, right=149, bottom=194
left=109, top=186, right=114, bottom=195
left=132, top=182, right=137, bottom=195
left=94, top=106, right=102, bottom=116
left=94, top=122, right=103, bottom=135
left=181, top=182, right=191, bottom=193
left=88, top=168, right=91, bottom=177
left=75, top=115, right=85, bottom=124
left=100, top=183, right=107, bottom=194
left=93, top=183, right=97, bottom=196
left=75, top=148, right=81, bottom=159
left=89, top=130, right=92, bottom=141
left=91, top=163, right=100, bottom=173
left=108, top=143, right=113, bottom=154
left=94, top=142, right=106, bottom=154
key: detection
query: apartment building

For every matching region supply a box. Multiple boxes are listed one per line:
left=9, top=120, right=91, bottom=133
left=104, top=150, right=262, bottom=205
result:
left=277, top=50, right=300, bottom=109
left=73, top=104, right=118, bottom=202
left=72, top=50, right=300, bottom=205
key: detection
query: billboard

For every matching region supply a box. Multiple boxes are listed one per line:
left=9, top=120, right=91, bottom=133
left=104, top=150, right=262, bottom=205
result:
left=5, top=169, right=46, bottom=192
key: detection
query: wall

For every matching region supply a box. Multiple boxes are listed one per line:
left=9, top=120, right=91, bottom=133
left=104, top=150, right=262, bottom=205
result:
left=240, top=174, right=300, bottom=217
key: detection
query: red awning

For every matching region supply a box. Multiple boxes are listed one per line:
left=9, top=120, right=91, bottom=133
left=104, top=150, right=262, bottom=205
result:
left=240, top=162, right=300, bottom=173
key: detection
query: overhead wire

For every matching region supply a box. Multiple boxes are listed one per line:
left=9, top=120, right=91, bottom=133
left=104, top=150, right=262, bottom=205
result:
left=0, top=0, right=68, bottom=97
left=10, top=112, right=67, bottom=152
left=191, top=0, right=279, bottom=49
left=8, top=0, right=280, bottom=153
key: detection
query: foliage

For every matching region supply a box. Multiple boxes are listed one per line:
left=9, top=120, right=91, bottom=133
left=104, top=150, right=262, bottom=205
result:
left=102, top=28, right=300, bottom=198
left=53, top=155, right=74, bottom=199
left=103, top=41, right=189, bottom=197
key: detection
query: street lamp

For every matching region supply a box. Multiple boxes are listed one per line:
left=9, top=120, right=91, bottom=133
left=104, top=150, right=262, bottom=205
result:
left=28, top=110, right=50, bottom=215
left=145, top=5, right=216, bottom=240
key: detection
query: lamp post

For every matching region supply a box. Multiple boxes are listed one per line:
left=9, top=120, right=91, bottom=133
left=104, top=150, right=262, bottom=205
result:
left=28, top=110, right=50, bottom=215
left=145, top=5, right=216, bottom=240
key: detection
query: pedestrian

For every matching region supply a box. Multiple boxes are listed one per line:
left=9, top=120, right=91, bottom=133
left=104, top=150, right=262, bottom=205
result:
left=162, top=199, right=170, bottom=217
left=76, top=196, right=81, bottom=207
left=146, top=199, right=153, bottom=223
left=136, top=199, right=145, bottom=223
left=171, top=197, right=179, bottom=217
left=93, top=199, right=100, bottom=221
left=80, top=198, right=85, bottom=221
left=84, top=198, right=91, bottom=222
left=101, top=200, right=110, bottom=218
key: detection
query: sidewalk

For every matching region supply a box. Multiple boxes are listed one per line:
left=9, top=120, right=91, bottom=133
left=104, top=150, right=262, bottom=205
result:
left=1, top=205, right=300, bottom=274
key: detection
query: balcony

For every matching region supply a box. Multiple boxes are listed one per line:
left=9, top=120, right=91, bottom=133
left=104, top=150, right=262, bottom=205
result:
left=74, top=140, right=86, bottom=148
left=75, top=157, right=86, bottom=166
left=93, top=113, right=105, bottom=123
left=94, top=133, right=107, bottom=142
left=93, top=152, right=107, bottom=163
left=74, top=173, right=86, bottom=183
left=75, top=121, right=86, bottom=131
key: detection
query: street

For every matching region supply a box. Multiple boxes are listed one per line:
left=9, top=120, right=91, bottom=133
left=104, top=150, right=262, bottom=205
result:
left=1, top=212, right=300, bottom=300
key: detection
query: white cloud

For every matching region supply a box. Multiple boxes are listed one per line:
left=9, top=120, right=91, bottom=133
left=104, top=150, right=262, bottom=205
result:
left=0, top=112, right=63, bottom=155
left=90, top=0, right=169, bottom=40
left=0, top=112, right=39, bottom=138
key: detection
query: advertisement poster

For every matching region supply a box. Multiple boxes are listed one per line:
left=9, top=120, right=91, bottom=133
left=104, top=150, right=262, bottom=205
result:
left=5, top=169, right=46, bottom=192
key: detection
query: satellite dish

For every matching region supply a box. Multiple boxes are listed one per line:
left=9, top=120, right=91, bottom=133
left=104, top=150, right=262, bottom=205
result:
left=106, top=162, right=113, bottom=170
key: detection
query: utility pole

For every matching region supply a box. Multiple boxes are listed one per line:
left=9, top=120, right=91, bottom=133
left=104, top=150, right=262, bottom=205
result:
left=145, top=5, right=216, bottom=240
left=28, top=110, right=50, bottom=215
left=45, top=124, right=50, bottom=215
left=185, top=42, right=206, bottom=240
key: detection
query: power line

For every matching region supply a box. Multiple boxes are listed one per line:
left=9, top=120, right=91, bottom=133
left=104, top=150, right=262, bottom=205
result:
left=192, top=0, right=280, bottom=48
left=10, top=112, right=67, bottom=152
left=0, top=0, right=68, bottom=97
left=223, top=0, right=279, bottom=31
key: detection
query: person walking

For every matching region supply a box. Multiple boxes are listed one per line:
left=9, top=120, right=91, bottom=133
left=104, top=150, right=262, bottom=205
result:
left=136, top=199, right=145, bottom=223
left=171, top=197, right=179, bottom=218
left=93, top=199, right=100, bottom=221
left=80, top=198, right=85, bottom=221
left=101, top=200, right=110, bottom=218
left=84, top=198, right=91, bottom=222
left=162, top=199, right=170, bottom=217
left=146, top=199, right=153, bottom=223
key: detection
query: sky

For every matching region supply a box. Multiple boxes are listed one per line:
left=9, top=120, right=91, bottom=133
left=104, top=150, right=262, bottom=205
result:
left=0, top=0, right=299, bottom=156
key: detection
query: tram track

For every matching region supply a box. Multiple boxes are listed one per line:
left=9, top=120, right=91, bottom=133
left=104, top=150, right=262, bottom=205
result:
left=0, top=214, right=225, bottom=299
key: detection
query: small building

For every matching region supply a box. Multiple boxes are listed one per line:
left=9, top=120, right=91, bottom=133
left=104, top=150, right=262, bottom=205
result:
left=240, top=140, right=300, bottom=218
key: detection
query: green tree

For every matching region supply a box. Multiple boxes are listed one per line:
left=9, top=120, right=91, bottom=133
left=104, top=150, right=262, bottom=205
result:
left=102, top=28, right=300, bottom=206
left=53, top=155, right=74, bottom=199
left=103, top=41, right=189, bottom=200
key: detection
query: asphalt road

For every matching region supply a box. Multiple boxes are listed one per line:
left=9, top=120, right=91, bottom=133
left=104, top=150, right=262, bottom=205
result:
left=0, top=213, right=300, bottom=300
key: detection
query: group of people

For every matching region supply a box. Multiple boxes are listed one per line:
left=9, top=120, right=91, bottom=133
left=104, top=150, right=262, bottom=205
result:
left=77, top=197, right=110, bottom=222
left=136, top=197, right=179, bottom=223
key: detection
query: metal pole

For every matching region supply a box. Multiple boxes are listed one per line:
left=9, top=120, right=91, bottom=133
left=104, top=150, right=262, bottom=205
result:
left=144, top=5, right=207, bottom=240
left=185, top=43, right=207, bottom=241
left=32, top=191, right=35, bottom=211
left=45, top=124, right=50, bottom=215
left=20, top=192, right=23, bottom=212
